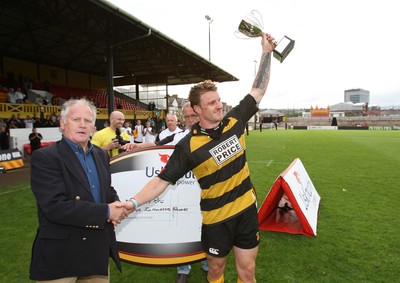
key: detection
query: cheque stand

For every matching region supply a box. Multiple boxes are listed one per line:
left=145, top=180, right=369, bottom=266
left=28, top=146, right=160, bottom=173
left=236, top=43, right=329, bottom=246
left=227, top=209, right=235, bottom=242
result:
left=110, top=146, right=206, bottom=265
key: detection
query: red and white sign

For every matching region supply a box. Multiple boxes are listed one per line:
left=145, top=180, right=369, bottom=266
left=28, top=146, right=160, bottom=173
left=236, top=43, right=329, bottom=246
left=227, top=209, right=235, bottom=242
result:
left=110, top=146, right=205, bottom=265
left=258, top=158, right=321, bottom=236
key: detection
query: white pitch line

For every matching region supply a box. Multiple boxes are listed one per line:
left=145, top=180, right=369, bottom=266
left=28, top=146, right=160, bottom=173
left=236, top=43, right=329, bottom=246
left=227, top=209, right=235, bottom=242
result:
left=0, top=185, right=30, bottom=196
left=249, top=160, right=274, bottom=166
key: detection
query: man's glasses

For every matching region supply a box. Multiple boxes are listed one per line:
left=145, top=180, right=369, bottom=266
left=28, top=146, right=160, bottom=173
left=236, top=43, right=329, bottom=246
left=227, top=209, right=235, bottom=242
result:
left=184, top=114, right=199, bottom=120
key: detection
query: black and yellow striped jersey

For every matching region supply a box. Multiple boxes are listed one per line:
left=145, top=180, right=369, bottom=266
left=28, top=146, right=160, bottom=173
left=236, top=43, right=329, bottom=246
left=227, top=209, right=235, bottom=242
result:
left=158, top=94, right=258, bottom=225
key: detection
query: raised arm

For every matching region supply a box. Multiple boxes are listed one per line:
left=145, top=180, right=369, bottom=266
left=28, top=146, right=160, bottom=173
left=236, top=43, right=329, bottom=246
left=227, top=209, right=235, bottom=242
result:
left=249, top=33, right=275, bottom=104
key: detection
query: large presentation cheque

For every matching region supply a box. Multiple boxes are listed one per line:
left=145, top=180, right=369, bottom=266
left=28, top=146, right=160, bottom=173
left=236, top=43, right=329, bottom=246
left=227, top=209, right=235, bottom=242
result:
left=110, top=146, right=205, bottom=265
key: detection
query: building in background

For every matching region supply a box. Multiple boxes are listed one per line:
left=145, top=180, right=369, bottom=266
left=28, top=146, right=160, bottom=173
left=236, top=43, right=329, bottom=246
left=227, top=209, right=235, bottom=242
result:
left=344, top=88, right=370, bottom=104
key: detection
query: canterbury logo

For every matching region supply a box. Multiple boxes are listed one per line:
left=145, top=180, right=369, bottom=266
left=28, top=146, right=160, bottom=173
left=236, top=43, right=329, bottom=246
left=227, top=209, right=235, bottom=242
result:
left=209, top=248, right=219, bottom=255
left=159, top=153, right=170, bottom=163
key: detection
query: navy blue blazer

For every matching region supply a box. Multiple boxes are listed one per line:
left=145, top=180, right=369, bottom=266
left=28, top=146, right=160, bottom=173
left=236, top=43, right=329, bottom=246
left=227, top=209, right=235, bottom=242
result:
left=29, top=138, right=122, bottom=280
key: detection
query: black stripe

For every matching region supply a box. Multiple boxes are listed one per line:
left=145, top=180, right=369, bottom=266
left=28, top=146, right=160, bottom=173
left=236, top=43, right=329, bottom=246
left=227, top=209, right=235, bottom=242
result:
left=200, top=175, right=252, bottom=211
left=198, top=152, right=246, bottom=189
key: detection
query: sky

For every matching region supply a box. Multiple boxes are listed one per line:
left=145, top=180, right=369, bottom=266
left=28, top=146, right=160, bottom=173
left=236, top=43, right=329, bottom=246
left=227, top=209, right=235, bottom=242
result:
left=107, top=0, right=400, bottom=109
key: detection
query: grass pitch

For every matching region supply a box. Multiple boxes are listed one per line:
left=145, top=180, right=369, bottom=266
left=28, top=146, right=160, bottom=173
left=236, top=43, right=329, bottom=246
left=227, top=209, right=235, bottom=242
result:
left=0, top=129, right=399, bottom=282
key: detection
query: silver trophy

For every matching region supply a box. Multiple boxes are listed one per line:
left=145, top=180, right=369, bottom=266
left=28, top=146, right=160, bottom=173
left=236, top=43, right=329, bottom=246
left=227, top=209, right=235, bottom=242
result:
left=236, top=10, right=295, bottom=63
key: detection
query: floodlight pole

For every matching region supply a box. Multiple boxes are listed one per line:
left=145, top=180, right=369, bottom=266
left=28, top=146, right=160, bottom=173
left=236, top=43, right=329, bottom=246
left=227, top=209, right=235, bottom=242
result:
left=205, top=15, right=213, bottom=61
left=254, top=60, right=258, bottom=129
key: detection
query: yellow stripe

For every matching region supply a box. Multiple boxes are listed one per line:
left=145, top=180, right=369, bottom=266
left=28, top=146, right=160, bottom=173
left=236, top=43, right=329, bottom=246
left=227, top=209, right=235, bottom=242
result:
left=202, top=189, right=255, bottom=225
left=118, top=252, right=206, bottom=265
left=201, top=163, right=250, bottom=199
left=190, top=134, right=212, bottom=152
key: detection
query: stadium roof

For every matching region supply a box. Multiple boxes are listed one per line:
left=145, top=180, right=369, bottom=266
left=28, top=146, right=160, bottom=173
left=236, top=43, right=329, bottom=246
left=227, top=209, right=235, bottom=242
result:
left=0, top=0, right=238, bottom=87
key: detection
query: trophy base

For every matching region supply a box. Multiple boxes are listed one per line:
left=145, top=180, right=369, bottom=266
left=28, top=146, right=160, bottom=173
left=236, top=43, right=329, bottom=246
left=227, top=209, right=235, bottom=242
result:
left=273, top=36, right=295, bottom=63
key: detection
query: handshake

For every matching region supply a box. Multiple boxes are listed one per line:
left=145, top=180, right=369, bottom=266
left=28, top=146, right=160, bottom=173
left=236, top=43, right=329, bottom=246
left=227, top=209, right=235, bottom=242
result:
left=107, top=200, right=136, bottom=225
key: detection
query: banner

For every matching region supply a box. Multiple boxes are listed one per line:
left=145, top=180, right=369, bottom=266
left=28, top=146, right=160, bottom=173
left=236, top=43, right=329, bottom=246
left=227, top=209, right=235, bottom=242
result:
left=0, top=149, right=24, bottom=170
left=110, top=146, right=205, bottom=265
left=258, top=158, right=321, bottom=236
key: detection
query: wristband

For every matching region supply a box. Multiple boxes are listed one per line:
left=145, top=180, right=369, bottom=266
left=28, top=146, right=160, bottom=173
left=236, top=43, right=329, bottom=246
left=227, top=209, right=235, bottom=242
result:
left=129, top=197, right=139, bottom=209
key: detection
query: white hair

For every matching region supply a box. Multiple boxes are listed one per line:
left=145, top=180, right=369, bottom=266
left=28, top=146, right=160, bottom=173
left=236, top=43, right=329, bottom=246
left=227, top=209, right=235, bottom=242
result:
left=60, top=98, right=97, bottom=125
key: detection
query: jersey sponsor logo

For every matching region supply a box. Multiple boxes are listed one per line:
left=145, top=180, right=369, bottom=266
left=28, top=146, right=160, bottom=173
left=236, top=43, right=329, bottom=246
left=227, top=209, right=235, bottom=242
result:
left=209, top=135, right=243, bottom=166
left=209, top=247, right=219, bottom=255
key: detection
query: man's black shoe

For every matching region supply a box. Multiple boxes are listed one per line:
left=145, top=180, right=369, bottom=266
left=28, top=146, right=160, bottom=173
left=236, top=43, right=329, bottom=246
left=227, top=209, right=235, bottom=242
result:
left=176, top=273, right=188, bottom=283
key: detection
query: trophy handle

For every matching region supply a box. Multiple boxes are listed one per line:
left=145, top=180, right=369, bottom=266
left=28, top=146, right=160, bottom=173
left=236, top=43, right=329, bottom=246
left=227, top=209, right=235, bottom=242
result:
left=249, top=10, right=264, bottom=31
left=248, top=10, right=278, bottom=46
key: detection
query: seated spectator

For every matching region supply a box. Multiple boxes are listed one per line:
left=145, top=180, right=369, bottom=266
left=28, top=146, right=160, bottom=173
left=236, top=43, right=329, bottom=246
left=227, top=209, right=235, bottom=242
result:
left=14, top=87, right=25, bottom=103
left=8, top=120, right=17, bottom=129
left=7, top=88, right=16, bottom=103
left=50, top=112, right=60, bottom=127
left=6, top=114, right=18, bottom=128
left=42, top=115, right=55, bottom=127
left=15, top=114, right=25, bottom=128
left=35, top=95, right=43, bottom=105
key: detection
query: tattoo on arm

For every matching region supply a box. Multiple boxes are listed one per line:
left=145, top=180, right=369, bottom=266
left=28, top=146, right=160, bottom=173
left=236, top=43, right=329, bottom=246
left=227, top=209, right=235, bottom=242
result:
left=254, top=52, right=271, bottom=89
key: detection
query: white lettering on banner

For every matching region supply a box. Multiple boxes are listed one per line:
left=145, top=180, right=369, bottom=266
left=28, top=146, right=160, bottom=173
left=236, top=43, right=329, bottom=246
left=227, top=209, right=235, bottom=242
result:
left=0, top=153, right=12, bottom=161
left=298, top=180, right=313, bottom=211
left=210, top=135, right=243, bottom=166
left=281, top=158, right=321, bottom=236
left=145, top=166, right=196, bottom=179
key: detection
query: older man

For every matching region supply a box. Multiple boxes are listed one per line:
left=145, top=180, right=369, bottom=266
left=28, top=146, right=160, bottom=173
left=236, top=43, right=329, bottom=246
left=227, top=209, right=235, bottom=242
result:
left=91, top=110, right=130, bottom=157
left=156, top=113, right=181, bottom=142
left=30, top=98, right=128, bottom=282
